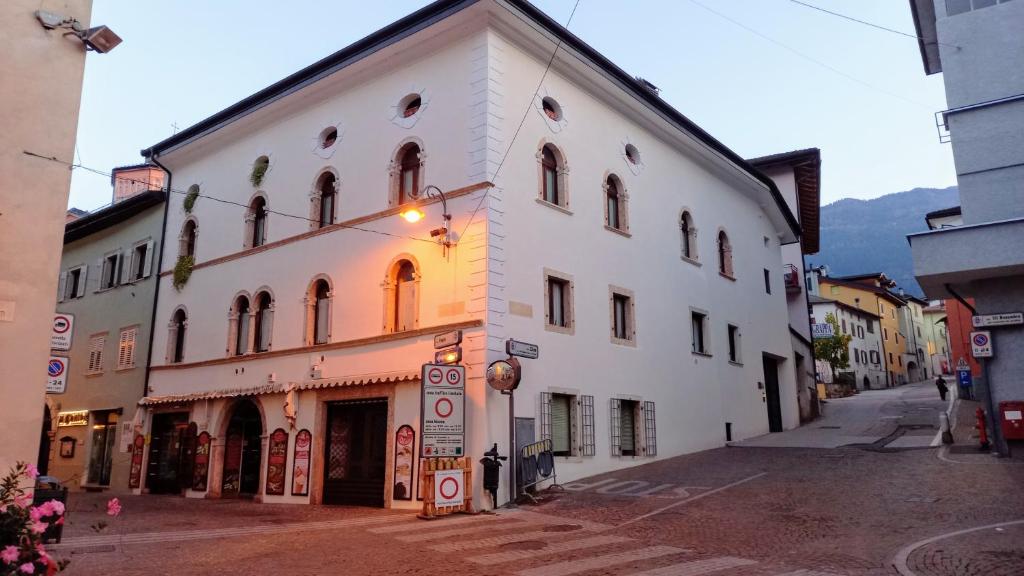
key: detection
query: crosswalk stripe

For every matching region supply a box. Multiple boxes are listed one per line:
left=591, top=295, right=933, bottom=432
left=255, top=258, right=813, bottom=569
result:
left=627, top=556, right=757, bottom=575
left=368, top=514, right=497, bottom=534
left=468, top=535, right=633, bottom=566
left=395, top=520, right=531, bottom=542
left=517, top=545, right=685, bottom=576
left=430, top=529, right=585, bottom=552
left=772, top=571, right=841, bottom=576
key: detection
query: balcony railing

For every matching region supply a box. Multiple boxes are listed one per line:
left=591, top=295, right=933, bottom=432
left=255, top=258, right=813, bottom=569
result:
left=783, top=264, right=801, bottom=294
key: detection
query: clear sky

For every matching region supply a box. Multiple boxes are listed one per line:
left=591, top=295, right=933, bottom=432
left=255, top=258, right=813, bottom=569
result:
left=67, top=0, right=956, bottom=211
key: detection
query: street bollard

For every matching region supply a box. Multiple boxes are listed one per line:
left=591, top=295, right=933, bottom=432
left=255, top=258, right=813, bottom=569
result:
left=976, top=407, right=990, bottom=451
left=939, top=412, right=953, bottom=445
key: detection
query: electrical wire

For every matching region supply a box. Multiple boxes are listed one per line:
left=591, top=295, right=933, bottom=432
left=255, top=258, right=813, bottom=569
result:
left=685, top=0, right=932, bottom=110
left=458, top=0, right=582, bottom=240
left=786, top=0, right=960, bottom=49
left=23, top=150, right=439, bottom=245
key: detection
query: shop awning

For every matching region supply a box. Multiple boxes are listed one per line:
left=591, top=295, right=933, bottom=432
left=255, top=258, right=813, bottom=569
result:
left=295, top=370, right=420, bottom=391
left=139, top=383, right=285, bottom=406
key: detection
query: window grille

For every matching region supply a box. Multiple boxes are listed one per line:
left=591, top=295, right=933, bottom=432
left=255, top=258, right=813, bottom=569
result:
left=539, top=392, right=552, bottom=443
left=643, top=401, right=657, bottom=456
left=609, top=398, right=621, bottom=456
left=580, top=395, right=595, bottom=456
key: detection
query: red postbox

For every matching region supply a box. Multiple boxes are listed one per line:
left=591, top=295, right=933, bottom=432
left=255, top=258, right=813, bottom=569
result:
left=998, top=401, right=1024, bottom=440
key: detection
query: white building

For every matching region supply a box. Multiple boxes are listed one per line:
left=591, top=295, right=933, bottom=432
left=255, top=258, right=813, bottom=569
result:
left=809, top=295, right=885, bottom=390
left=137, top=0, right=802, bottom=509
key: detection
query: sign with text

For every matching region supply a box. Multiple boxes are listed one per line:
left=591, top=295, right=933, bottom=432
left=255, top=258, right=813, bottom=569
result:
left=506, top=339, right=539, bottom=359
left=421, top=364, right=465, bottom=457
left=57, top=410, right=88, bottom=427
left=972, top=312, right=1023, bottom=328
left=970, top=331, right=993, bottom=358
left=811, top=323, right=834, bottom=339
left=51, top=314, right=74, bottom=351
left=957, top=369, right=973, bottom=388
left=47, top=356, right=69, bottom=394
left=433, top=330, right=462, bottom=349
left=433, top=469, right=464, bottom=508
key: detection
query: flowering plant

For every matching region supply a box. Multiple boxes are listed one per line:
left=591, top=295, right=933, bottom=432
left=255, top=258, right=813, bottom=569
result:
left=0, top=463, right=66, bottom=575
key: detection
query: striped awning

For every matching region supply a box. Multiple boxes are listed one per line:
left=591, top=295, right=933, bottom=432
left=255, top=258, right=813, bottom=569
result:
left=295, top=370, right=420, bottom=391
left=139, top=383, right=284, bottom=405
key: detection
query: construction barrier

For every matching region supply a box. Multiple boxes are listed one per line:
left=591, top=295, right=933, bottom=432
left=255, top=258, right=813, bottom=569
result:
left=419, top=456, right=474, bottom=518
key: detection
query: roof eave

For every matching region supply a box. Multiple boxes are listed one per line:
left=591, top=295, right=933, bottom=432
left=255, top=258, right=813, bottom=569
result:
left=909, top=0, right=942, bottom=75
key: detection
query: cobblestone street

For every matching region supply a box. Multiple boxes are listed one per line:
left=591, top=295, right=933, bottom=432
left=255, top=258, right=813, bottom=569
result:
left=52, top=383, right=1024, bottom=576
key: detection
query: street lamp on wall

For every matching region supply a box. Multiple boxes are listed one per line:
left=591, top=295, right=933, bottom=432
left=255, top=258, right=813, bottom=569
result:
left=399, top=184, right=453, bottom=257
left=35, top=10, right=122, bottom=53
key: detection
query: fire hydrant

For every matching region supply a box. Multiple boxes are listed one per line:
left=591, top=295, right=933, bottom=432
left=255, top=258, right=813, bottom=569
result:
left=976, top=407, right=990, bottom=450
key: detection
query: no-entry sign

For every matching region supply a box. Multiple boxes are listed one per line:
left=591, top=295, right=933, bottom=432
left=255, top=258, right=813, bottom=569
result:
left=421, top=363, right=466, bottom=457
left=434, top=469, right=464, bottom=507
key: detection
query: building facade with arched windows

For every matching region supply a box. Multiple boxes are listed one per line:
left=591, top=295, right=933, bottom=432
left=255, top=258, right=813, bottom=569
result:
left=136, top=0, right=804, bottom=509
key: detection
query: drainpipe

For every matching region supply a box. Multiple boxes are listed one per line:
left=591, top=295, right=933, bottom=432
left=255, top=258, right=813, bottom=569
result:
left=142, top=153, right=172, bottom=402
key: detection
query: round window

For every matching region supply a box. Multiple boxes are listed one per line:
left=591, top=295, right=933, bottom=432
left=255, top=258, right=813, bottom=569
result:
left=319, top=126, right=338, bottom=149
left=400, top=94, right=422, bottom=118
left=541, top=97, right=562, bottom=121
left=625, top=144, right=640, bottom=165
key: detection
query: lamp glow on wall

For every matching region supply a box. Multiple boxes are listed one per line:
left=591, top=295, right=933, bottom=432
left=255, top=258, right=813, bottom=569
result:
left=399, top=185, right=453, bottom=257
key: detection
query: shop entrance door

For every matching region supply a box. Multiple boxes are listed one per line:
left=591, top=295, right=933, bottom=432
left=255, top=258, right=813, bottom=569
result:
left=147, top=412, right=189, bottom=494
left=323, top=399, right=388, bottom=507
left=222, top=400, right=263, bottom=497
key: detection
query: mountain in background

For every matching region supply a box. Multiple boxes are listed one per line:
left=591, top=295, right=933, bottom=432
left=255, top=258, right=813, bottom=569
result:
left=808, top=186, right=959, bottom=298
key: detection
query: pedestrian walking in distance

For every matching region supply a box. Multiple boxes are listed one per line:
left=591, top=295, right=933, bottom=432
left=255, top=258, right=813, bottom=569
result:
left=935, top=375, right=949, bottom=401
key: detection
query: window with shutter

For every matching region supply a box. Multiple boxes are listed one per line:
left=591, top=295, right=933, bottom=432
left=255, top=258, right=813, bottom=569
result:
left=87, top=335, right=106, bottom=373
left=75, top=266, right=88, bottom=298
left=117, top=327, right=137, bottom=370
left=609, top=398, right=621, bottom=456
left=620, top=400, right=638, bottom=456
left=550, top=394, right=572, bottom=456
left=580, top=395, right=595, bottom=456
left=643, top=401, right=657, bottom=456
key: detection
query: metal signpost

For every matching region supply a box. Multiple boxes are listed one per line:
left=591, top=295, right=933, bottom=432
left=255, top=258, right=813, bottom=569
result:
left=420, top=364, right=466, bottom=457
left=485, top=338, right=537, bottom=507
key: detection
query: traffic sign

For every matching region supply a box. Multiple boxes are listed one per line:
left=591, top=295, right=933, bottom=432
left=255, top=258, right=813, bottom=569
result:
left=957, top=369, right=973, bottom=388
left=51, top=313, right=74, bottom=351
left=421, top=363, right=466, bottom=457
left=956, top=357, right=969, bottom=371
left=970, top=331, right=993, bottom=358
left=434, top=469, right=464, bottom=507
left=434, top=346, right=462, bottom=365
left=47, top=356, right=68, bottom=394
left=434, top=330, right=462, bottom=349
left=506, top=339, right=539, bottom=359
left=972, top=312, right=1023, bottom=328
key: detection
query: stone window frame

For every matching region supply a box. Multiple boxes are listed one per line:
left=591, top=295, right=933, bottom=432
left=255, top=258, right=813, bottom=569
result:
left=717, top=228, right=735, bottom=280
left=309, top=168, right=340, bottom=230
left=226, top=290, right=254, bottom=357
left=179, top=217, right=199, bottom=261
left=304, top=274, right=334, bottom=346
left=679, top=208, right=700, bottom=265
left=608, top=285, right=637, bottom=347
left=252, top=287, right=276, bottom=353
left=387, top=138, right=426, bottom=208
left=602, top=172, right=630, bottom=237
left=691, top=307, right=711, bottom=356
left=535, top=139, right=571, bottom=214
left=243, top=192, right=270, bottom=249
left=166, top=306, right=188, bottom=364
left=727, top=323, right=742, bottom=365
left=381, top=254, right=421, bottom=334
left=539, top=387, right=586, bottom=461
left=543, top=268, right=575, bottom=335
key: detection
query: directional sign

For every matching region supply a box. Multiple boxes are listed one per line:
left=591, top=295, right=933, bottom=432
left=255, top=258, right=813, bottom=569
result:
left=957, top=369, right=973, bottom=388
left=811, top=323, right=834, bottom=339
left=421, top=363, right=466, bottom=457
left=972, top=313, right=1023, bottom=328
left=970, top=331, right=993, bottom=358
left=506, top=339, right=539, bottom=359
left=47, top=356, right=69, bottom=394
left=434, top=469, right=464, bottom=507
left=51, top=314, right=74, bottom=351
left=434, top=330, right=463, bottom=349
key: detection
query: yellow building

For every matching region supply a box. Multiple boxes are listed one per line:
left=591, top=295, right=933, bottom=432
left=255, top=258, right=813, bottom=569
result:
left=818, top=274, right=907, bottom=386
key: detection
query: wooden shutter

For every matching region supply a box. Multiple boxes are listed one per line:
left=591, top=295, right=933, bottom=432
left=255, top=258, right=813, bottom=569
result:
left=118, top=328, right=137, bottom=369
left=643, top=401, right=657, bottom=456
left=550, top=395, right=571, bottom=455
left=398, top=281, right=416, bottom=331
left=620, top=402, right=636, bottom=454
left=76, top=266, right=88, bottom=298
left=57, top=271, right=67, bottom=303
left=609, top=398, right=621, bottom=456
left=142, top=241, right=154, bottom=277
left=539, top=392, right=552, bottom=442
left=118, top=251, right=130, bottom=284
left=315, top=298, right=330, bottom=344
left=259, top=308, right=274, bottom=351
left=237, top=313, right=250, bottom=354
left=580, top=395, right=595, bottom=456
left=88, top=335, right=105, bottom=372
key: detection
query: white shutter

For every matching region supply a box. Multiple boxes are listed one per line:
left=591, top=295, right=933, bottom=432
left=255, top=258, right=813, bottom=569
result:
left=88, top=335, right=105, bottom=373
left=259, top=308, right=274, bottom=351
left=118, top=328, right=137, bottom=369
left=57, top=271, right=67, bottom=302
left=609, top=398, right=621, bottom=456
left=315, top=298, right=330, bottom=344
left=550, top=395, right=571, bottom=455
left=398, top=282, right=416, bottom=331
left=76, top=266, right=88, bottom=298
left=237, top=313, right=250, bottom=354
left=580, top=395, right=595, bottom=457
left=94, top=258, right=103, bottom=292
left=118, top=251, right=130, bottom=284
left=142, top=240, right=154, bottom=277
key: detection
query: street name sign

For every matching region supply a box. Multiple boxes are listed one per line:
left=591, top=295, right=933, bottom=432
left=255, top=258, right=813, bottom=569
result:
left=506, top=339, right=539, bottom=359
left=970, top=331, right=993, bottom=358
left=433, top=330, right=462, bottom=349
left=47, top=356, right=68, bottom=394
left=51, top=313, right=74, bottom=351
left=421, top=363, right=466, bottom=457
left=811, top=323, right=834, bottom=339
left=972, top=313, right=1023, bottom=328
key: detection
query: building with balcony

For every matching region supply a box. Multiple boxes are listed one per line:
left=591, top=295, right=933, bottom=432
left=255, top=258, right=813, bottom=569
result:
left=136, top=0, right=802, bottom=508
left=907, top=0, right=1024, bottom=454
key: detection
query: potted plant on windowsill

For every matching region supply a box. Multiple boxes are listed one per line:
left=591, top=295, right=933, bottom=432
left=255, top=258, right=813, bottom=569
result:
left=250, top=157, right=269, bottom=188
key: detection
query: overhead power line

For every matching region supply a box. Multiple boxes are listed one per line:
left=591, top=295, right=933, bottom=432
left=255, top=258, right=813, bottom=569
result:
left=786, top=0, right=960, bottom=49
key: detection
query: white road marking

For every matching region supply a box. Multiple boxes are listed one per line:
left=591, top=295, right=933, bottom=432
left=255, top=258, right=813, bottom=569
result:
left=395, top=520, right=529, bottom=542
left=614, top=472, right=768, bottom=529
left=772, top=570, right=842, bottom=576
left=891, top=518, right=1024, bottom=576
left=368, top=514, right=497, bottom=533
left=431, top=529, right=587, bottom=552
left=468, top=534, right=633, bottom=566
left=627, top=556, right=756, bottom=575
left=516, top=545, right=685, bottom=576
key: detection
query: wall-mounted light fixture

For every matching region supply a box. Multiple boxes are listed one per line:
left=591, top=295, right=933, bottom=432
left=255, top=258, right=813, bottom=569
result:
left=399, top=184, right=453, bottom=257
left=35, top=10, right=122, bottom=54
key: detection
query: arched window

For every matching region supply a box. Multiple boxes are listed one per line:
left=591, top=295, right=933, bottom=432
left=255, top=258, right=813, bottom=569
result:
left=169, top=308, right=187, bottom=363
left=253, top=292, right=273, bottom=352
left=385, top=259, right=418, bottom=333
left=316, top=172, right=336, bottom=228
left=680, top=211, right=696, bottom=260
left=604, top=175, right=627, bottom=232
left=247, top=196, right=268, bottom=248
left=232, top=295, right=251, bottom=356
left=718, top=230, right=734, bottom=277
left=306, top=278, right=332, bottom=345
left=179, top=219, right=197, bottom=259
left=398, top=144, right=420, bottom=205
left=541, top=145, right=560, bottom=205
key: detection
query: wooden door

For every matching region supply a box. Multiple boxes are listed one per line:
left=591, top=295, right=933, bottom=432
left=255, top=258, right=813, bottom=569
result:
left=323, top=400, right=388, bottom=506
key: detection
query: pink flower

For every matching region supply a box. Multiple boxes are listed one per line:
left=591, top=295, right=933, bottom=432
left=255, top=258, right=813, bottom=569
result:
left=13, top=494, right=32, bottom=509
left=25, top=464, right=39, bottom=480
left=0, top=504, right=8, bottom=514
left=106, top=498, right=121, bottom=517
left=29, top=507, right=44, bottom=522
left=1, top=546, right=19, bottom=564
left=45, top=500, right=64, bottom=516
left=19, top=562, right=35, bottom=574
left=29, top=521, right=48, bottom=535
